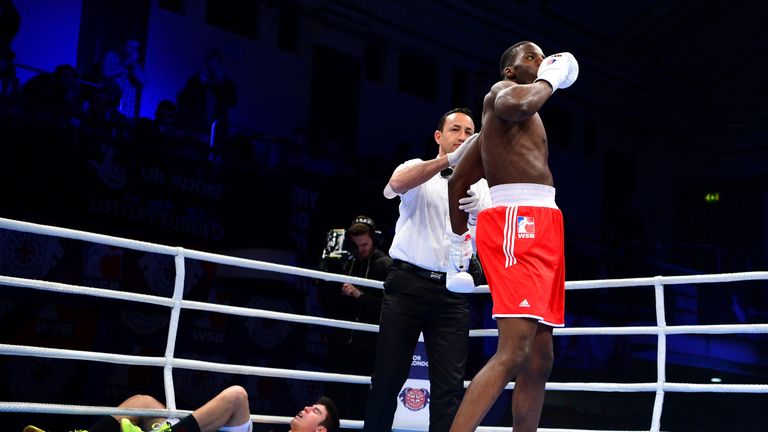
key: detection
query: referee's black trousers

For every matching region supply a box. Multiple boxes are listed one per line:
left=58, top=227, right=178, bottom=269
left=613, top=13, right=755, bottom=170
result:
left=363, top=265, right=469, bottom=432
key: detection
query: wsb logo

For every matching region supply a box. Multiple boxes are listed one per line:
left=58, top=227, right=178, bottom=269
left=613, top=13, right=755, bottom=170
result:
left=517, top=216, right=536, bottom=239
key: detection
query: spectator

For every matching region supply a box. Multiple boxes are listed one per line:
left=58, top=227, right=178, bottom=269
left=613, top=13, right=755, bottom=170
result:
left=100, top=37, right=147, bottom=119
left=0, top=0, right=20, bottom=97
left=0, top=49, right=17, bottom=97
left=81, top=81, right=127, bottom=136
left=20, top=64, right=82, bottom=126
left=176, top=47, right=237, bottom=147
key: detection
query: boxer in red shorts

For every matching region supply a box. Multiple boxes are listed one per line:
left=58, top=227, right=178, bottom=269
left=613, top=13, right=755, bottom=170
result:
left=444, top=41, right=578, bottom=432
left=475, top=183, right=565, bottom=327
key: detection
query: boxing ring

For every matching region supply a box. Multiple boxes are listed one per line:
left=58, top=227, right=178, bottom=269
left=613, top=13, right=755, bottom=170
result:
left=0, top=216, right=766, bottom=432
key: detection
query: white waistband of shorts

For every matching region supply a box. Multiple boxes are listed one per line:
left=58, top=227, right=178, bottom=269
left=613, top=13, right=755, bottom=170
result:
left=490, top=183, right=558, bottom=209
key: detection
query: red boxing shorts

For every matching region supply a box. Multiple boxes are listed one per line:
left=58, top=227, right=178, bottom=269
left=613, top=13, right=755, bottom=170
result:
left=476, top=183, right=565, bottom=327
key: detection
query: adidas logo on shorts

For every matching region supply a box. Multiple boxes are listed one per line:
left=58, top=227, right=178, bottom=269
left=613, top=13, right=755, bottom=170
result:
left=519, top=299, right=530, bottom=308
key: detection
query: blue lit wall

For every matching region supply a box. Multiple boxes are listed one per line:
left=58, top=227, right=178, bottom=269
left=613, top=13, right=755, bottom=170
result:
left=13, top=0, right=82, bottom=84
left=142, top=5, right=307, bottom=135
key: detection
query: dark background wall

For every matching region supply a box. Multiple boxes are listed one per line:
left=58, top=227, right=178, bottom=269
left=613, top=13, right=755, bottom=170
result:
left=1, top=0, right=767, bottom=431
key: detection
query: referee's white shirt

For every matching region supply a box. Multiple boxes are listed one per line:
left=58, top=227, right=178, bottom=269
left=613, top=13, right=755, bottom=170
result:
left=385, top=158, right=490, bottom=273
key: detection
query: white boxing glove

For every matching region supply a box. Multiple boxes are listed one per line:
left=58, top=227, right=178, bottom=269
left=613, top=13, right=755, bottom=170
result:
left=535, top=52, right=579, bottom=94
left=446, top=231, right=475, bottom=293
left=446, top=132, right=479, bottom=167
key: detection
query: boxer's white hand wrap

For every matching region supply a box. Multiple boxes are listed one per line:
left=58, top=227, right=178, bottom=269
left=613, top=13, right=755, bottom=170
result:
left=467, top=221, right=477, bottom=252
left=446, top=132, right=478, bottom=167
left=535, top=52, right=579, bottom=94
left=446, top=231, right=475, bottom=293
left=460, top=188, right=480, bottom=251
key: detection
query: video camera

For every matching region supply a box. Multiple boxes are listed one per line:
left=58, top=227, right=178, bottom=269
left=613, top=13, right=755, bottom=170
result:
left=319, top=228, right=354, bottom=274
left=319, top=215, right=384, bottom=275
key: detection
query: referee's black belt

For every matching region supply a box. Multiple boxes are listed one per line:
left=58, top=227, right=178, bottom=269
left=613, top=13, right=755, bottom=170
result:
left=393, top=259, right=446, bottom=283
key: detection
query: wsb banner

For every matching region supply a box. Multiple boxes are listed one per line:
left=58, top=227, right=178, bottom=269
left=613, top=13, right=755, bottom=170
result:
left=393, top=339, right=431, bottom=431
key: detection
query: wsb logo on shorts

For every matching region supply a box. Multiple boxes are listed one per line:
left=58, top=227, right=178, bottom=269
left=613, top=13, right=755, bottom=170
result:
left=398, top=387, right=430, bottom=411
left=517, top=216, right=535, bottom=239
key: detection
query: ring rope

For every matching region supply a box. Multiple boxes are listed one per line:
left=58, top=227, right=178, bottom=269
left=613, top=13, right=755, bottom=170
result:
left=5, top=273, right=765, bottom=338
left=163, top=251, right=186, bottom=411
left=650, top=283, right=667, bottom=431
left=0, top=275, right=379, bottom=332
left=564, top=271, right=768, bottom=289
left=0, top=403, right=345, bottom=431
left=4, top=342, right=766, bottom=394
left=1, top=216, right=766, bottom=432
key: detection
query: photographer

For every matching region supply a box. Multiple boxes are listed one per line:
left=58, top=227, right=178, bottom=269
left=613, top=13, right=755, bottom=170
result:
left=318, top=215, right=393, bottom=421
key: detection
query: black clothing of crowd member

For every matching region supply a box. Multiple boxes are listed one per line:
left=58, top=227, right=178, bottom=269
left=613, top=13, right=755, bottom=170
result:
left=319, top=215, right=392, bottom=421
